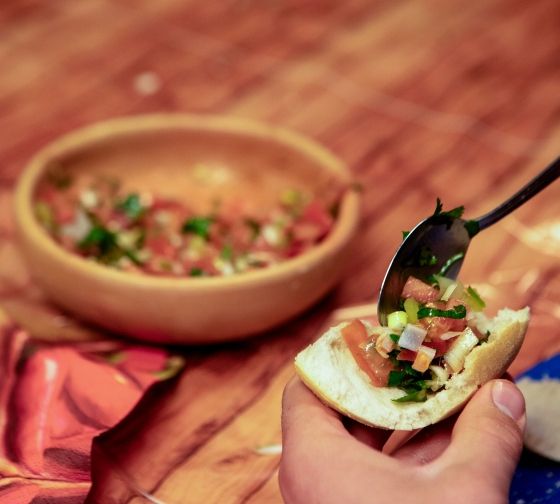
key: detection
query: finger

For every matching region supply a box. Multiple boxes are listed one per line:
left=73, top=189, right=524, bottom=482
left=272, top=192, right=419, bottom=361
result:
left=344, top=418, right=392, bottom=451
left=438, top=380, right=525, bottom=493
left=392, top=414, right=456, bottom=464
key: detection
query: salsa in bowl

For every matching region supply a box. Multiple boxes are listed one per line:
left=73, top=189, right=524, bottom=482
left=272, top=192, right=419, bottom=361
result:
left=15, top=115, right=360, bottom=343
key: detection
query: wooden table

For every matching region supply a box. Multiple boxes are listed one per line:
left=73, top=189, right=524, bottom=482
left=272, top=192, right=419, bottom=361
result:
left=1, top=1, right=560, bottom=502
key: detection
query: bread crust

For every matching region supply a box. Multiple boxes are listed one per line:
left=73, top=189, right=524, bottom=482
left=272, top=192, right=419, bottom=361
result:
left=295, top=308, right=529, bottom=430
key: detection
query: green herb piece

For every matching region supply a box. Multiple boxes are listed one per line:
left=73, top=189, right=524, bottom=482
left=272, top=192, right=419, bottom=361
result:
left=181, top=217, right=213, bottom=239
left=433, top=198, right=464, bottom=219
left=35, top=201, right=55, bottom=232
left=245, top=218, right=261, bottom=240
left=464, top=285, right=486, bottom=311
left=79, top=225, right=118, bottom=255
left=388, top=370, right=405, bottom=387
left=79, top=225, right=143, bottom=266
left=464, top=220, right=480, bottom=238
left=117, top=193, right=144, bottom=220
left=46, top=167, right=72, bottom=189
left=152, top=355, right=185, bottom=380
left=189, top=267, right=205, bottom=277
left=433, top=198, right=443, bottom=216
left=417, top=304, right=467, bottom=320
left=402, top=230, right=410, bottom=240
left=437, top=252, right=465, bottom=277
left=104, top=352, right=125, bottom=364
left=220, top=244, right=233, bottom=261
left=392, top=388, right=428, bottom=403
left=281, top=189, right=303, bottom=208
left=418, top=246, right=438, bottom=266
left=389, top=333, right=400, bottom=343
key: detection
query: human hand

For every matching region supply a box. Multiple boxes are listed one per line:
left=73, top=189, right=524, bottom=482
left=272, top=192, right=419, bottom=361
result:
left=279, top=378, right=525, bottom=504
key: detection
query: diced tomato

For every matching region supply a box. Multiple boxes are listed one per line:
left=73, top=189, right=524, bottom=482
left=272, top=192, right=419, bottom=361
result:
left=342, top=320, right=394, bottom=387
left=396, top=349, right=417, bottom=361
left=301, top=200, right=333, bottom=237
left=423, top=339, right=451, bottom=357
left=401, top=276, right=440, bottom=303
left=446, top=298, right=468, bottom=331
left=145, top=235, right=177, bottom=259
left=421, top=316, right=453, bottom=341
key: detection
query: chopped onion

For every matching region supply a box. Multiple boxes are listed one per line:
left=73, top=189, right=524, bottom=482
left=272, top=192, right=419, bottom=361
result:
left=412, top=345, right=436, bottom=372
left=398, top=324, right=427, bottom=351
left=375, top=333, right=395, bottom=358
left=428, top=365, right=449, bottom=391
left=440, top=331, right=463, bottom=341
left=440, top=283, right=458, bottom=302
left=444, top=327, right=478, bottom=373
left=60, top=209, right=92, bottom=241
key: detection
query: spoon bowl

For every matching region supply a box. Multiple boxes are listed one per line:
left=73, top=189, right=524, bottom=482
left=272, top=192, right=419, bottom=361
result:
left=377, top=156, right=560, bottom=325
left=377, top=216, right=471, bottom=325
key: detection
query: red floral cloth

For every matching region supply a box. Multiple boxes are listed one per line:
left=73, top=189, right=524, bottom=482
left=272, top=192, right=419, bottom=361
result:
left=0, top=315, right=179, bottom=502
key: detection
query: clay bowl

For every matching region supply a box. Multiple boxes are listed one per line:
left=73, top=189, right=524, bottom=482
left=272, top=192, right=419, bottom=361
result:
left=15, top=114, right=360, bottom=343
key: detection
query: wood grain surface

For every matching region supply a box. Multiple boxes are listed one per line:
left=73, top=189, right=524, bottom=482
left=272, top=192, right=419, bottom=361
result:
left=1, top=1, right=560, bottom=502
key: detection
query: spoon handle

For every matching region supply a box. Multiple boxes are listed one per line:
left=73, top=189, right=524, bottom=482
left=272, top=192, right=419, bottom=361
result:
left=475, top=156, right=560, bottom=231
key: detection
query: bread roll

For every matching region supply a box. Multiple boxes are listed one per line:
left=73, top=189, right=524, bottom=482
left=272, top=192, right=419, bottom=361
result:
left=295, top=307, right=529, bottom=430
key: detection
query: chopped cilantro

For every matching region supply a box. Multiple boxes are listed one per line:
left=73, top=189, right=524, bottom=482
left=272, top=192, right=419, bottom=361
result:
left=433, top=198, right=443, bottom=215
left=417, top=304, right=467, bottom=320
left=79, top=225, right=117, bottom=255
left=189, top=267, right=205, bottom=277
left=389, top=333, right=400, bottom=343
left=181, top=217, right=213, bottom=239
left=117, top=193, right=144, bottom=220
left=418, top=246, right=438, bottom=266
left=433, top=198, right=464, bottom=219
left=79, top=225, right=143, bottom=265
left=402, top=230, right=410, bottom=240
left=464, top=219, right=480, bottom=238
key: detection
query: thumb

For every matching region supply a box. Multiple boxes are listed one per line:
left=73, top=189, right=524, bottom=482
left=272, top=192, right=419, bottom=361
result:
left=439, top=380, right=525, bottom=493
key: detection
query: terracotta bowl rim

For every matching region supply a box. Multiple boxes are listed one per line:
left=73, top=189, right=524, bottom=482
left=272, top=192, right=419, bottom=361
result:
left=15, top=113, right=361, bottom=291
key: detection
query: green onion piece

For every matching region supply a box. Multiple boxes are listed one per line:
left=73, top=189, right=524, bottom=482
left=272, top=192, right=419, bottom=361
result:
left=438, top=252, right=465, bottom=277
left=392, top=388, right=428, bottom=403
left=464, top=285, right=486, bottom=311
left=402, top=230, right=410, bottom=240
left=389, top=333, right=400, bottom=344
left=417, top=304, right=467, bottom=320
left=387, top=311, right=408, bottom=331
left=117, top=193, right=144, bottom=220
left=403, top=298, right=419, bottom=324
left=181, top=217, right=213, bottom=239
left=189, top=267, right=205, bottom=277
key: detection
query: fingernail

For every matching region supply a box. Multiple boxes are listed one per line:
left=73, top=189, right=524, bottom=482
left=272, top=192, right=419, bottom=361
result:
left=492, top=380, right=525, bottom=426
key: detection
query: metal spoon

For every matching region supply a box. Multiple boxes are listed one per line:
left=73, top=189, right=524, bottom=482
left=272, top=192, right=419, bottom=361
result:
left=377, top=156, right=560, bottom=325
